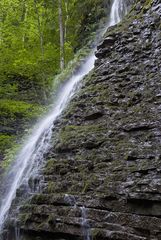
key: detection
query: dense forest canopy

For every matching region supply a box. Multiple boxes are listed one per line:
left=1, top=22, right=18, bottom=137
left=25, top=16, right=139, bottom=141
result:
left=0, top=0, right=109, bottom=89
left=0, top=0, right=111, bottom=168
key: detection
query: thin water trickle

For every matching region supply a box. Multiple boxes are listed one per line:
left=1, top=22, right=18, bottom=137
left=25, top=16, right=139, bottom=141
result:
left=0, top=0, right=128, bottom=238
left=15, top=225, right=20, bottom=240
left=64, top=195, right=91, bottom=240
left=81, top=206, right=91, bottom=240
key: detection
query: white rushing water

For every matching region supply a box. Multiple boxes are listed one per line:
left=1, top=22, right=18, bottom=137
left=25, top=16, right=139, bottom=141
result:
left=110, top=0, right=128, bottom=26
left=0, top=0, right=128, bottom=236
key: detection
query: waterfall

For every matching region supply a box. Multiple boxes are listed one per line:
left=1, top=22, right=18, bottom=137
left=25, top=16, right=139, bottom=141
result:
left=0, top=0, right=128, bottom=237
left=81, top=206, right=91, bottom=240
left=110, top=0, right=128, bottom=26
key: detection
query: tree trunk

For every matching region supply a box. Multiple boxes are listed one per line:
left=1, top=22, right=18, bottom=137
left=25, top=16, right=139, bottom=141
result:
left=64, top=0, right=69, bottom=42
left=34, top=0, right=44, bottom=58
left=58, top=0, right=65, bottom=70
left=34, top=0, right=47, bottom=102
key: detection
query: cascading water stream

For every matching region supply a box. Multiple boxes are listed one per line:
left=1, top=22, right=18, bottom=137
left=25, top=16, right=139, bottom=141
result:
left=0, top=0, right=128, bottom=238
left=110, top=0, right=128, bottom=26
left=81, top=207, right=91, bottom=240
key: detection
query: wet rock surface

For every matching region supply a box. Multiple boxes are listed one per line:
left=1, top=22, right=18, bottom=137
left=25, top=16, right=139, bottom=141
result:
left=6, top=0, right=161, bottom=239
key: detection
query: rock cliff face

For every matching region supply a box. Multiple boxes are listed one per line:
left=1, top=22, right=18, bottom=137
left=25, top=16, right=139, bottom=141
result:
left=7, top=0, right=161, bottom=239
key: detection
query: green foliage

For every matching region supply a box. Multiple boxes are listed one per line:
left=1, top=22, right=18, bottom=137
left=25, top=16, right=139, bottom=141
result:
left=0, top=144, right=20, bottom=169
left=0, top=99, right=45, bottom=119
left=0, top=134, right=15, bottom=153
left=0, top=0, right=109, bottom=89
